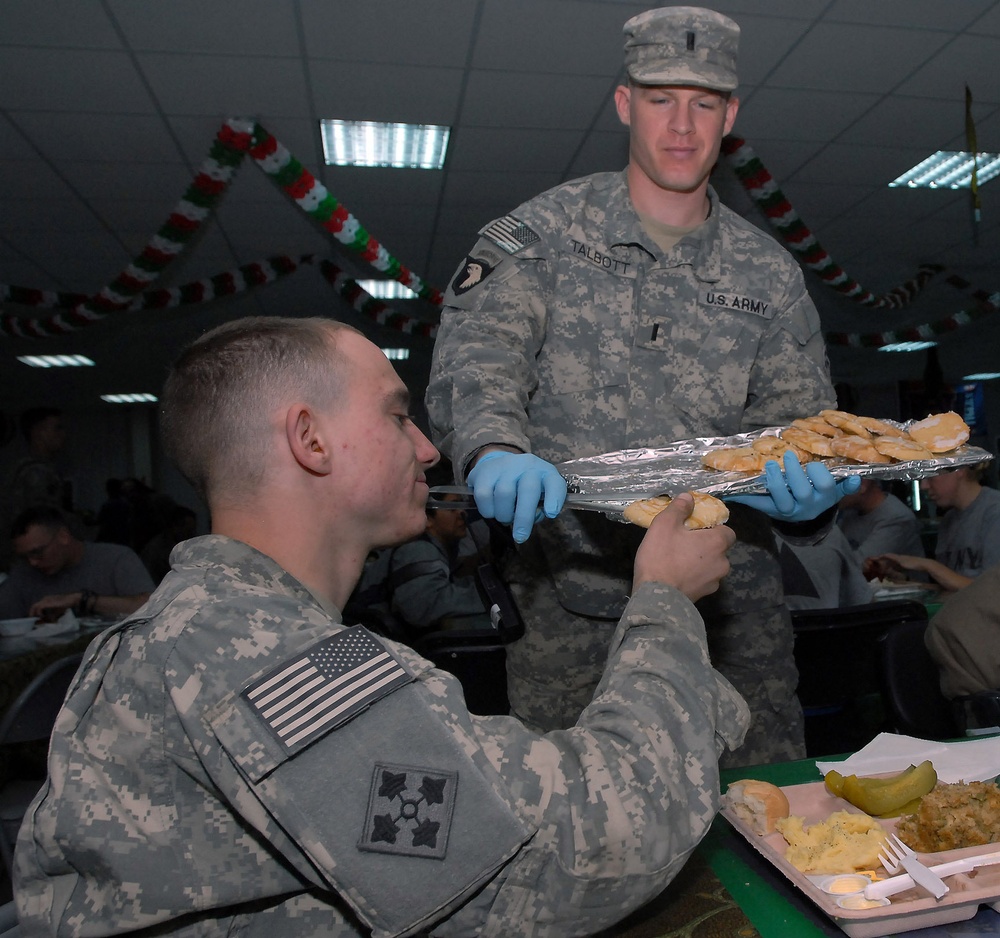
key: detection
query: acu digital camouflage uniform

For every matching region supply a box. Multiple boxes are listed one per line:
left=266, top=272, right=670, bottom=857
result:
left=15, top=534, right=749, bottom=938
left=426, top=171, right=836, bottom=766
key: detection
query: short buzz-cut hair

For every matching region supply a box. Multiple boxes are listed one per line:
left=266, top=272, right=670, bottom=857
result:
left=11, top=505, right=69, bottom=539
left=160, top=316, right=359, bottom=502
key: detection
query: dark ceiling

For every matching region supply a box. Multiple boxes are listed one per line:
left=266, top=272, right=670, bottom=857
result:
left=2, top=0, right=1000, bottom=415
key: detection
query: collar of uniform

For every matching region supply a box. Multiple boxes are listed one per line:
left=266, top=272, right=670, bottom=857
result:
left=173, top=534, right=340, bottom=621
left=603, top=171, right=723, bottom=283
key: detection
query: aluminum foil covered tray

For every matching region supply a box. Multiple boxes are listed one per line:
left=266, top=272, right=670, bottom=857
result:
left=557, top=422, right=993, bottom=510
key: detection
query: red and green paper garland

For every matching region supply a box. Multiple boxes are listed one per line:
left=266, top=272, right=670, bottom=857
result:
left=319, top=260, right=437, bottom=338
left=721, top=135, right=944, bottom=309
left=242, top=121, right=443, bottom=306
left=0, top=119, right=254, bottom=338
left=3, top=116, right=996, bottom=349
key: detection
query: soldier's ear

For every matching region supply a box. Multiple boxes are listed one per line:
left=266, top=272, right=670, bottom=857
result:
left=285, top=403, right=333, bottom=475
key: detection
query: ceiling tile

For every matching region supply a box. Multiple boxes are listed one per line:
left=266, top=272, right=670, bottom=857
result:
left=825, top=0, right=994, bottom=30
left=109, top=0, right=301, bottom=55
left=0, top=48, right=155, bottom=112
left=448, top=128, right=584, bottom=172
left=138, top=52, right=311, bottom=118
left=308, top=61, right=464, bottom=124
left=461, top=71, right=615, bottom=130
left=2, top=0, right=121, bottom=47
left=473, top=0, right=630, bottom=77
left=765, top=22, right=953, bottom=93
left=737, top=88, right=881, bottom=142
left=11, top=113, right=182, bottom=163
left=301, top=0, right=476, bottom=67
left=896, top=35, right=1000, bottom=103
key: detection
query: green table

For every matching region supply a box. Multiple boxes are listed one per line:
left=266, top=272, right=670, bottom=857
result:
left=704, top=758, right=847, bottom=937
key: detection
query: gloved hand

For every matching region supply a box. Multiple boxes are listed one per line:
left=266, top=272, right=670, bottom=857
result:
left=725, top=450, right=861, bottom=522
left=467, top=451, right=567, bottom=543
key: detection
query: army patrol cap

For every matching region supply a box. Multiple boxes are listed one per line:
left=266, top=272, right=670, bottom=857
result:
left=623, top=6, right=739, bottom=92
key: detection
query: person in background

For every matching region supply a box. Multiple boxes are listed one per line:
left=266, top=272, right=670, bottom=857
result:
left=1, top=407, right=72, bottom=572
left=774, top=524, right=875, bottom=611
left=388, top=492, right=491, bottom=635
left=140, top=503, right=197, bottom=585
left=95, top=478, right=132, bottom=545
left=836, top=477, right=925, bottom=565
left=15, top=315, right=748, bottom=938
left=925, top=560, right=1000, bottom=702
left=9, top=407, right=71, bottom=519
left=0, top=505, right=153, bottom=621
left=869, top=463, right=1000, bottom=592
left=425, top=5, right=857, bottom=765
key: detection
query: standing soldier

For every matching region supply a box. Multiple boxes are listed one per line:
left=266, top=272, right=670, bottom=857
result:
left=427, top=5, right=858, bottom=764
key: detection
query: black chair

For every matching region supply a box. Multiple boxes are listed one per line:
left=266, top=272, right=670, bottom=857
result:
left=792, top=600, right=929, bottom=755
left=415, top=629, right=510, bottom=716
left=0, top=653, right=82, bottom=879
left=879, top=619, right=959, bottom=740
left=0, top=900, right=18, bottom=937
left=952, top=690, right=1000, bottom=734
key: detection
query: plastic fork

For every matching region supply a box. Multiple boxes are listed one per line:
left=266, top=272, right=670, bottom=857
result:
left=878, top=833, right=949, bottom=899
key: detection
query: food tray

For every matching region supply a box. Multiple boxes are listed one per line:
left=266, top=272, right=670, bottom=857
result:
left=558, top=426, right=993, bottom=504
left=721, top=780, right=1000, bottom=937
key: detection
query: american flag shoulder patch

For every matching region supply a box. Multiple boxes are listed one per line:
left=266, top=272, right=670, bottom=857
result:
left=242, top=627, right=412, bottom=755
left=481, top=215, right=541, bottom=254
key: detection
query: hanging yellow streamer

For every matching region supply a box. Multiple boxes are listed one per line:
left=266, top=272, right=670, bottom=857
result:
left=965, top=84, right=981, bottom=243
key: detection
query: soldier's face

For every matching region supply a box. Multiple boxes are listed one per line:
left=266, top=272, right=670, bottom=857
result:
left=331, top=332, right=440, bottom=549
left=615, top=84, right=738, bottom=196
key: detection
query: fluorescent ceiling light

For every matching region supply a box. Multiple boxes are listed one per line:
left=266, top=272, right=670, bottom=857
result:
left=381, top=348, right=410, bottom=361
left=101, top=393, right=158, bottom=404
left=889, top=151, right=1000, bottom=189
left=359, top=279, right=417, bottom=300
left=877, top=341, right=938, bottom=352
left=963, top=372, right=1000, bottom=381
left=17, top=354, right=94, bottom=368
left=320, top=120, right=450, bottom=169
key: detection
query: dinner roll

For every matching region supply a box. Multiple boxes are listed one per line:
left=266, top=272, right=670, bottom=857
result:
left=721, top=778, right=790, bottom=835
left=622, top=491, right=730, bottom=529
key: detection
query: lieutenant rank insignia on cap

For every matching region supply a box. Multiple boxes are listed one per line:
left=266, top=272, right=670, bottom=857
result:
left=358, top=761, right=458, bottom=859
left=243, top=627, right=412, bottom=754
left=482, top=214, right=540, bottom=254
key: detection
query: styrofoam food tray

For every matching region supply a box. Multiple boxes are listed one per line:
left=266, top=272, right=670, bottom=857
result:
left=721, top=779, right=1000, bottom=937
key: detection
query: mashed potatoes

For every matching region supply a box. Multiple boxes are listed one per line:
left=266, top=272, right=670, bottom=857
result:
left=776, top=810, right=888, bottom=873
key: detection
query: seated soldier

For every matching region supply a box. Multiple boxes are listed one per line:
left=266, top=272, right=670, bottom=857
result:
left=0, top=505, right=153, bottom=621
left=15, top=316, right=748, bottom=938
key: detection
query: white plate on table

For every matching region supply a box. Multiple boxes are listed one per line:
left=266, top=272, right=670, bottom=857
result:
left=0, top=617, right=37, bottom=636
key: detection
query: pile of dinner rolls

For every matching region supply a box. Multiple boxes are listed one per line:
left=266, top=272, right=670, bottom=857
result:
left=702, top=410, right=970, bottom=475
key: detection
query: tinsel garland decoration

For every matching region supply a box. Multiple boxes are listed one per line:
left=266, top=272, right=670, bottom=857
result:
left=319, top=260, right=438, bottom=338
left=721, top=135, right=944, bottom=309
left=0, top=256, right=308, bottom=338
left=825, top=283, right=1000, bottom=348
left=3, top=120, right=254, bottom=339
left=243, top=121, right=443, bottom=307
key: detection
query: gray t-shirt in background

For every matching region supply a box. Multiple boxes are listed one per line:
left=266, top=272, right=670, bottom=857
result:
left=0, top=541, right=153, bottom=618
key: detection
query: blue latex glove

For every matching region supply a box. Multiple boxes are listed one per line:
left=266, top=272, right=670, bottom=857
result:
left=467, top=451, right=567, bottom=543
left=725, top=450, right=862, bottom=522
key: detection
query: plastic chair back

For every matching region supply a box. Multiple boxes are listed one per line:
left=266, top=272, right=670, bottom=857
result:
left=792, top=600, right=929, bottom=754
left=879, top=619, right=958, bottom=740
left=415, top=630, right=510, bottom=716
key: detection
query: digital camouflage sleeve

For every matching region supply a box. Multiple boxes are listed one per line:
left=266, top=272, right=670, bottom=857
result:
left=15, top=535, right=748, bottom=938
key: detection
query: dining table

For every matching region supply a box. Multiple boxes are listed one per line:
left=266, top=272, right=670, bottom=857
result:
left=600, top=747, right=1000, bottom=938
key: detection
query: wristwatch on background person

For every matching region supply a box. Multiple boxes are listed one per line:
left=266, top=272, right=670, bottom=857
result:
left=76, top=589, right=97, bottom=617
